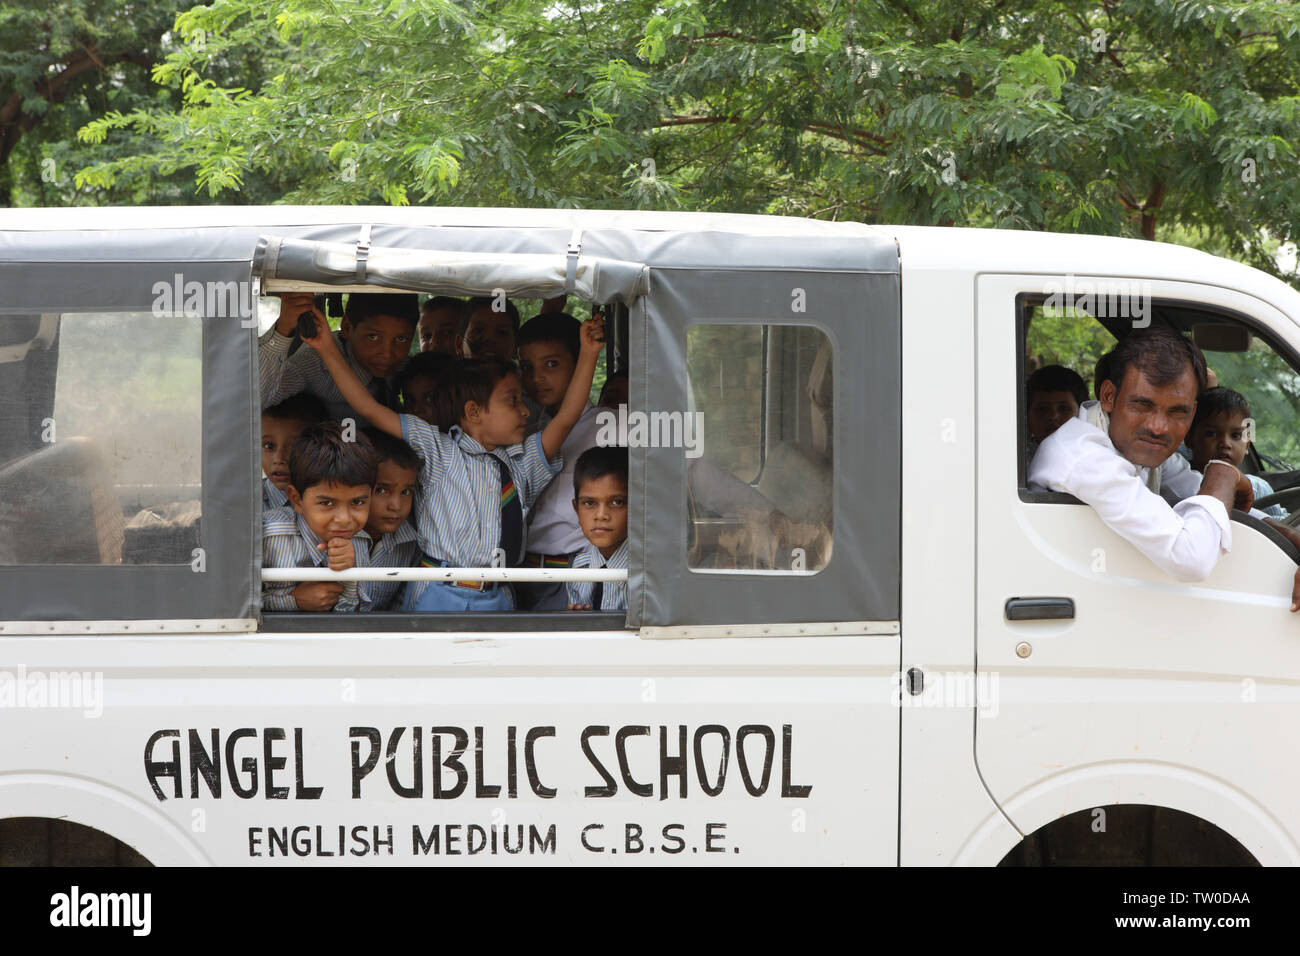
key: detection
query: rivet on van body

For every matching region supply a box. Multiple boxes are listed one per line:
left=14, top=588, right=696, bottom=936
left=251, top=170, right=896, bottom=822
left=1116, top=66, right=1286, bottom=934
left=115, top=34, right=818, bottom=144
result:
left=1015, top=642, right=1032, bottom=659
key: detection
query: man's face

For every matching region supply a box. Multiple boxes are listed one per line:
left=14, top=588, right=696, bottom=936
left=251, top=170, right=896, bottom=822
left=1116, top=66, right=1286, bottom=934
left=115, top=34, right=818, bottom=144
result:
left=365, top=460, right=418, bottom=539
left=418, top=307, right=462, bottom=355
left=288, top=481, right=371, bottom=542
left=470, top=372, right=530, bottom=448
left=463, top=307, right=516, bottom=360
left=518, top=341, right=577, bottom=411
left=340, top=314, right=414, bottom=380
left=1028, top=390, right=1080, bottom=443
left=261, top=416, right=308, bottom=491
left=1100, top=364, right=1198, bottom=469
left=1189, top=410, right=1249, bottom=472
left=573, top=473, right=629, bottom=559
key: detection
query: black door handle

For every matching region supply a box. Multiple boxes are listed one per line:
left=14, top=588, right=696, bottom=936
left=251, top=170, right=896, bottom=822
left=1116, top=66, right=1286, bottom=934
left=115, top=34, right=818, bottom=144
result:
left=1005, top=597, right=1075, bottom=621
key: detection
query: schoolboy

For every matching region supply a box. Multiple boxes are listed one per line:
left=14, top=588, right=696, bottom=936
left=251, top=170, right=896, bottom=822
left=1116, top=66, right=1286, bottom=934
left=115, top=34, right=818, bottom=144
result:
left=1027, top=365, right=1087, bottom=445
left=359, top=428, right=423, bottom=610
left=262, top=422, right=377, bottom=613
left=419, top=296, right=467, bottom=355
left=516, top=313, right=603, bottom=610
left=1188, top=386, right=1286, bottom=518
left=260, top=292, right=418, bottom=424
left=261, top=393, right=328, bottom=510
left=462, top=295, right=520, bottom=360
left=297, top=301, right=605, bottom=612
left=394, top=351, right=457, bottom=431
left=566, top=446, right=629, bottom=612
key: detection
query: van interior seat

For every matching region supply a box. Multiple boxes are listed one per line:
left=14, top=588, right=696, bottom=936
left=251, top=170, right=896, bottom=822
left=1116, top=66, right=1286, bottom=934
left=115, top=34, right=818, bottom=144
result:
left=124, top=498, right=201, bottom=565
left=0, top=436, right=124, bottom=564
left=755, top=441, right=832, bottom=527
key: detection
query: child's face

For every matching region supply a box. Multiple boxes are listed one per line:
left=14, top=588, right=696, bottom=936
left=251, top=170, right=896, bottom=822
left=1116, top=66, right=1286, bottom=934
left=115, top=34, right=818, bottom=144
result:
left=401, top=374, right=440, bottom=427
left=288, top=481, right=372, bottom=542
left=340, top=313, right=414, bottom=380
left=518, top=341, right=577, bottom=411
left=365, top=460, right=419, bottom=538
left=467, top=372, right=530, bottom=448
left=418, top=307, right=462, bottom=355
left=1189, top=410, right=1249, bottom=471
left=463, top=307, right=516, bottom=360
left=262, top=416, right=309, bottom=491
left=572, top=473, right=629, bottom=559
left=1028, top=390, right=1080, bottom=443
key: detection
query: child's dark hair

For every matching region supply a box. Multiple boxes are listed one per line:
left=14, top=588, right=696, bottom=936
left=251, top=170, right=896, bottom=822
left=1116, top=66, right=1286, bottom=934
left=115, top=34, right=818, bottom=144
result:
left=573, top=445, right=629, bottom=498
left=599, top=369, right=628, bottom=403
left=345, top=292, right=419, bottom=329
left=1026, top=364, right=1087, bottom=407
left=361, top=427, right=422, bottom=473
left=288, top=422, right=378, bottom=495
left=517, top=312, right=581, bottom=361
left=395, top=351, right=456, bottom=403
left=1193, top=386, right=1251, bottom=425
left=421, top=295, right=467, bottom=318
left=465, top=295, right=521, bottom=335
left=454, top=358, right=520, bottom=422
left=263, top=392, right=328, bottom=425
left=1104, top=331, right=1207, bottom=395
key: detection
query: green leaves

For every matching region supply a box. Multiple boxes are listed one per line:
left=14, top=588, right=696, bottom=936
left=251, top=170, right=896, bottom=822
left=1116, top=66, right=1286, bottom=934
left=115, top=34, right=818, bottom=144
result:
left=996, top=44, right=1075, bottom=103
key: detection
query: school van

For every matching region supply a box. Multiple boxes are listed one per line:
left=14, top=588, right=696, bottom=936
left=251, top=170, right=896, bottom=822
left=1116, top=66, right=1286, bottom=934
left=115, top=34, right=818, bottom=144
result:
left=0, top=206, right=1298, bottom=866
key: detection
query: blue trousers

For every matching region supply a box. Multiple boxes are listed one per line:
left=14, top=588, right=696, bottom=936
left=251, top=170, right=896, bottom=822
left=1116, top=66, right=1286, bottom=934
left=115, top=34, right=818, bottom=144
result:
left=404, top=581, right=514, bottom=612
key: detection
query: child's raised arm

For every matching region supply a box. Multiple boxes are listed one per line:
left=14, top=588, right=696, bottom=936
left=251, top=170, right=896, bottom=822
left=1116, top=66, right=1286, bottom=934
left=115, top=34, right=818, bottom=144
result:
left=541, top=314, right=605, bottom=462
left=298, top=306, right=403, bottom=438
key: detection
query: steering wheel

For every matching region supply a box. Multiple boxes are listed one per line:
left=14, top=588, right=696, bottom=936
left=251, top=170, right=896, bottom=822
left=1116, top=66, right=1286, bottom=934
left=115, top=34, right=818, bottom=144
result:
left=1231, top=509, right=1300, bottom=564
left=1251, top=484, right=1300, bottom=514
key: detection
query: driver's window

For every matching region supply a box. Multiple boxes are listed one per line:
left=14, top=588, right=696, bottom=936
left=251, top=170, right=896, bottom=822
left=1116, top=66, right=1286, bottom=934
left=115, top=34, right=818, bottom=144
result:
left=1017, top=291, right=1300, bottom=520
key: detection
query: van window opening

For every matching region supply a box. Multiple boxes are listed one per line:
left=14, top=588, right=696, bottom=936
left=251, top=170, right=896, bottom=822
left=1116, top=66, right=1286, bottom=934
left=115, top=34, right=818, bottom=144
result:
left=1017, top=291, right=1300, bottom=540
left=685, top=323, right=833, bottom=575
left=0, top=310, right=203, bottom=567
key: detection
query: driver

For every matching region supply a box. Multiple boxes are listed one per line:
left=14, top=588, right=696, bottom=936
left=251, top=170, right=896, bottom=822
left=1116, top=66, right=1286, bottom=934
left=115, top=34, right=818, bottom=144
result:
left=1029, top=330, right=1254, bottom=583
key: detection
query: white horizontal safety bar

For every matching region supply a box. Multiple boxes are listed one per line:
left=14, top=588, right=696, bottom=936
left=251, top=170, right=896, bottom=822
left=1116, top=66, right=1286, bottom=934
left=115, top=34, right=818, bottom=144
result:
left=261, top=567, right=628, bottom=583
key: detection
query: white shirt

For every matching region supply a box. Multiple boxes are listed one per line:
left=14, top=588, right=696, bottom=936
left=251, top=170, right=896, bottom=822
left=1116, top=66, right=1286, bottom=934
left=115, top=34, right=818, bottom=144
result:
left=566, top=539, right=629, bottom=611
left=1028, top=409, right=1231, bottom=582
left=526, top=402, right=601, bottom=555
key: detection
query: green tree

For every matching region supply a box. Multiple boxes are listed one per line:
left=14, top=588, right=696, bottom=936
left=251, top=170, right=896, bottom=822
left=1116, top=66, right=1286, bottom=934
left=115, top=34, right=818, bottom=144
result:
left=0, top=0, right=288, bottom=205
left=74, top=0, right=1300, bottom=283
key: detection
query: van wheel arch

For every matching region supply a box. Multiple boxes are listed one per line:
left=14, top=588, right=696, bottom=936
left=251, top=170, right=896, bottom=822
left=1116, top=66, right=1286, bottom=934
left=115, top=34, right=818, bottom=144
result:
left=998, top=804, right=1259, bottom=866
left=0, top=817, right=152, bottom=866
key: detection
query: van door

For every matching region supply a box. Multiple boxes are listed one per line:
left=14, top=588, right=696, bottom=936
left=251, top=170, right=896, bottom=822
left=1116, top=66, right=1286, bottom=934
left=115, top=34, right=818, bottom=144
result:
left=974, top=273, right=1300, bottom=863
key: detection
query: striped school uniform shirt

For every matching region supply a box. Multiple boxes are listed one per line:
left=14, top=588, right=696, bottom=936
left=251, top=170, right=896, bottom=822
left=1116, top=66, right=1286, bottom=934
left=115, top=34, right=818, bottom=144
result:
left=262, top=505, right=373, bottom=612
left=361, top=520, right=421, bottom=611
left=566, top=538, right=629, bottom=612
left=399, top=414, right=562, bottom=606
left=262, top=476, right=289, bottom=510
left=259, top=328, right=393, bottom=424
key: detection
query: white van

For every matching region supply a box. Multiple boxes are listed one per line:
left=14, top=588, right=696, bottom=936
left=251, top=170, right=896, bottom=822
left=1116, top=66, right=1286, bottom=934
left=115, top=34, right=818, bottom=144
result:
left=0, top=206, right=1296, bottom=866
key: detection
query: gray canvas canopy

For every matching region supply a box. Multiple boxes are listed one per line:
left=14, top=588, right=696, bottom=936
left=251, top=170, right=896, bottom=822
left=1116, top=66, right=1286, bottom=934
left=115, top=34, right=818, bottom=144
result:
left=0, top=207, right=901, bottom=629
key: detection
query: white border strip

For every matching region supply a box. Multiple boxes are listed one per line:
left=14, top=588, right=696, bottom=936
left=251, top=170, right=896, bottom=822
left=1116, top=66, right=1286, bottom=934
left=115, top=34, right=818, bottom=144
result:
left=261, top=568, right=628, bottom=583
left=0, top=619, right=257, bottom=635
left=637, top=621, right=900, bottom=640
